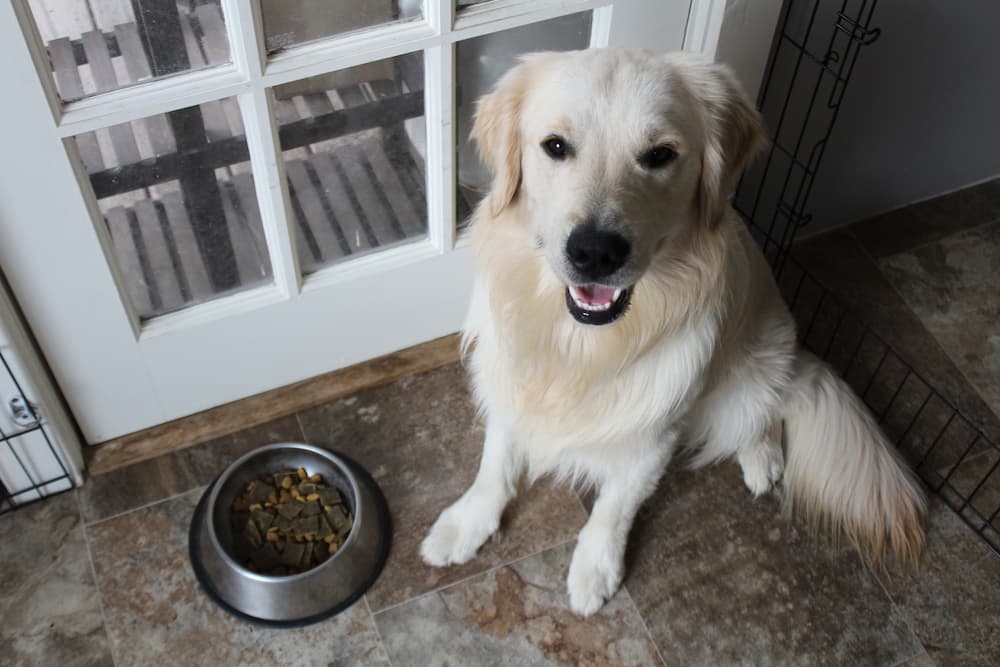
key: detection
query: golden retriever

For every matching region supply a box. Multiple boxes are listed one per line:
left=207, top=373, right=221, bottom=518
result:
left=420, top=49, right=925, bottom=616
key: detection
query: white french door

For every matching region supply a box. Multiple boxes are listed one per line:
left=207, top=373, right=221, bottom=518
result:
left=0, top=0, right=720, bottom=443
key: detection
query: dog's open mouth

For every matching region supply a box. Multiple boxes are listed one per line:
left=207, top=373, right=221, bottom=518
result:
left=565, top=284, right=632, bottom=325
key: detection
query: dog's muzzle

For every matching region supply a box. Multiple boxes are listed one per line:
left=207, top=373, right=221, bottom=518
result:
left=563, top=224, right=633, bottom=325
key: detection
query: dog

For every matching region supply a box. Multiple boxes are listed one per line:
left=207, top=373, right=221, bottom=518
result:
left=420, top=49, right=925, bottom=616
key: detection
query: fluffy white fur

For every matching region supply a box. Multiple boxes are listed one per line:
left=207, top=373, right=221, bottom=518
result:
left=420, top=49, right=925, bottom=616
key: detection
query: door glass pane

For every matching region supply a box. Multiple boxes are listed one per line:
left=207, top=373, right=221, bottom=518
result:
left=28, top=0, right=231, bottom=103
left=71, top=98, right=272, bottom=321
left=455, top=12, right=592, bottom=228
left=273, top=53, right=427, bottom=275
left=260, top=0, right=424, bottom=54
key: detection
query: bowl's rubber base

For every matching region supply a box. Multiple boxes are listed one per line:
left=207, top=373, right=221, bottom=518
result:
left=188, top=451, right=391, bottom=628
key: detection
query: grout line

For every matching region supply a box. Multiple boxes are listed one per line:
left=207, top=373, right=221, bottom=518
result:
left=370, top=534, right=579, bottom=618
left=362, top=595, right=395, bottom=667
left=294, top=412, right=309, bottom=444
left=868, top=560, right=928, bottom=665
left=434, top=585, right=462, bottom=621
left=293, top=410, right=309, bottom=441
left=888, top=648, right=930, bottom=667
left=621, top=582, right=668, bottom=667
left=84, top=485, right=207, bottom=528
left=76, top=490, right=121, bottom=667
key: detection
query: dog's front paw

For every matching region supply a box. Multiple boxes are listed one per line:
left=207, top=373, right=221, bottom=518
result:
left=420, top=499, right=499, bottom=567
left=567, top=538, right=622, bottom=616
left=738, top=440, right=784, bottom=497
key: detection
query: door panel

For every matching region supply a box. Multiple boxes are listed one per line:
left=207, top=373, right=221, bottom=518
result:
left=260, top=0, right=423, bottom=54
left=72, top=98, right=272, bottom=320
left=273, top=53, right=429, bottom=274
left=28, top=0, right=233, bottom=102
left=140, top=245, right=475, bottom=426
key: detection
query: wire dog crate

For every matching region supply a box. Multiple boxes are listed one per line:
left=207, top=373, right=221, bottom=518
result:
left=739, top=0, right=1000, bottom=554
left=0, top=346, right=74, bottom=514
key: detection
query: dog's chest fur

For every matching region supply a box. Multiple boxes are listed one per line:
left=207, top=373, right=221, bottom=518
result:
left=472, top=316, right=714, bottom=450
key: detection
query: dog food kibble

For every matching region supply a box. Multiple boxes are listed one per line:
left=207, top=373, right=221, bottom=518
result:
left=231, top=469, right=353, bottom=576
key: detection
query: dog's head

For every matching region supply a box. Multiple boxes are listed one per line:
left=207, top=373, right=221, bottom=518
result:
left=472, top=49, right=765, bottom=325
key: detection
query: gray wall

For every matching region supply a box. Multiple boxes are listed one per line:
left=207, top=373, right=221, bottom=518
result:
left=802, top=0, right=1000, bottom=230
left=715, top=0, right=784, bottom=101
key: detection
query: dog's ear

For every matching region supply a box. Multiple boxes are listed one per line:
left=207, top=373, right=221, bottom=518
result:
left=471, top=57, right=538, bottom=217
left=691, top=63, right=767, bottom=227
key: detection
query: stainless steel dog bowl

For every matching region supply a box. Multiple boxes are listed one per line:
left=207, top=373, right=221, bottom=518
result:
left=188, top=443, right=390, bottom=626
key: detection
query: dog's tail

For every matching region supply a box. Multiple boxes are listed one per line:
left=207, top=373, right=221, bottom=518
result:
left=781, top=350, right=926, bottom=568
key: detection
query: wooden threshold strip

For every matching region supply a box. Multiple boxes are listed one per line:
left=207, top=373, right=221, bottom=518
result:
left=86, top=333, right=461, bottom=475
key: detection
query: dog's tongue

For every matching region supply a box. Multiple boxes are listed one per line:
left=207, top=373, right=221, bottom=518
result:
left=573, top=284, right=616, bottom=305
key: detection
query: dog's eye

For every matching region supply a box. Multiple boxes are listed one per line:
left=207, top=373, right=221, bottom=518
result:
left=541, top=135, right=572, bottom=160
left=639, top=145, right=678, bottom=169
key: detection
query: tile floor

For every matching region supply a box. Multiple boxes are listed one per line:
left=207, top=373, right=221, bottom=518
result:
left=3, top=179, right=1000, bottom=667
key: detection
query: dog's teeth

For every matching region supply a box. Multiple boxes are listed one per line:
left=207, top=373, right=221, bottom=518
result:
left=569, top=286, right=622, bottom=313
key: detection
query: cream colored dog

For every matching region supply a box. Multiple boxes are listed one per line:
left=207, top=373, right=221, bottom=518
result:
left=420, top=49, right=925, bottom=616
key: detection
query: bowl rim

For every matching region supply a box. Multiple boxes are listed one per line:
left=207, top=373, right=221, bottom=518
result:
left=206, top=442, right=363, bottom=583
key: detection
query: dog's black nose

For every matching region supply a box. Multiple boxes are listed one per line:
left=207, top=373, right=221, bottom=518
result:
left=565, top=225, right=631, bottom=279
